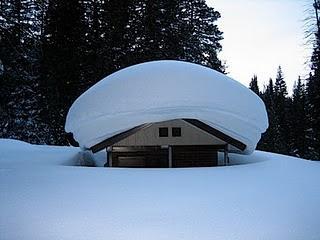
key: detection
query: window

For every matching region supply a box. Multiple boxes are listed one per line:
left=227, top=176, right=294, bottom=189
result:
left=172, top=127, right=181, bottom=137
left=159, top=127, right=168, bottom=137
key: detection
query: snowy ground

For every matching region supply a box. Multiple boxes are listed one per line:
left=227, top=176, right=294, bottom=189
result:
left=0, top=139, right=319, bottom=240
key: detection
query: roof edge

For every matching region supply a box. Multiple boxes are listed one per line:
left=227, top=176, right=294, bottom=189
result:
left=182, top=119, right=246, bottom=151
left=90, top=123, right=152, bottom=153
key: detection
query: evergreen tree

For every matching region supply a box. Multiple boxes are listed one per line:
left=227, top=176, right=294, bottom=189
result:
left=258, top=79, right=282, bottom=152
left=273, top=66, right=290, bottom=154
left=185, top=0, right=224, bottom=70
left=1, top=0, right=225, bottom=144
left=81, top=0, right=108, bottom=85
left=126, top=0, right=224, bottom=71
left=305, top=0, right=320, bottom=159
left=306, top=72, right=320, bottom=159
left=249, top=75, right=260, bottom=96
left=274, top=66, right=287, bottom=96
left=0, top=0, right=50, bottom=143
left=289, top=77, right=307, bottom=157
left=41, top=0, right=85, bottom=144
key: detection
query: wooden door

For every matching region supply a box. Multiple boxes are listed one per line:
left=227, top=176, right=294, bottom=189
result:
left=172, top=145, right=218, bottom=167
left=111, top=146, right=168, bottom=168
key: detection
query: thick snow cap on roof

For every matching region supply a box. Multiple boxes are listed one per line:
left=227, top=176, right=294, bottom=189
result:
left=65, top=60, right=268, bottom=154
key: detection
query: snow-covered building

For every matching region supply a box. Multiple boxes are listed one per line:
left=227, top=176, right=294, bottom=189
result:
left=65, top=60, right=268, bottom=167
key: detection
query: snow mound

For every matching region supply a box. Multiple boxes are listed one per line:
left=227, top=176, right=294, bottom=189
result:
left=0, top=139, right=80, bottom=167
left=1, top=140, right=320, bottom=240
left=65, top=60, right=268, bottom=154
left=0, top=138, right=33, bottom=150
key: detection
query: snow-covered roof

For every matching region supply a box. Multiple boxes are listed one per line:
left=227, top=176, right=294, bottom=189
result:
left=65, top=60, right=268, bottom=154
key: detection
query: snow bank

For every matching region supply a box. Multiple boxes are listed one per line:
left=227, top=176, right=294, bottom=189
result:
left=65, top=60, right=268, bottom=154
left=0, top=139, right=80, bottom=167
left=1, top=140, right=319, bottom=240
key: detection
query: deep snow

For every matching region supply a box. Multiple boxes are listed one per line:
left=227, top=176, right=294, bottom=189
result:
left=65, top=60, right=268, bottom=154
left=1, top=139, right=320, bottom=240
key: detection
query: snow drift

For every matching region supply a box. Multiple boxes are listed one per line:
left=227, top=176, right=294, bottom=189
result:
left=65, top=60, right=268, bottom=154
left=1, top=139, right=320, bottom=240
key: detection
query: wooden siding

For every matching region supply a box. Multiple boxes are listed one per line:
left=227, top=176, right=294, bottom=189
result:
left=114, top=119, right=227, bottom=147
left=90, top=119, right=247, bottom=153
left=90, top=123, right=152, bottom=153
left=183, top=119, right=246, bottom=151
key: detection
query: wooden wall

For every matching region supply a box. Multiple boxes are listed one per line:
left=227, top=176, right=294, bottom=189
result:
left=114, top=119, right=227, bottom=147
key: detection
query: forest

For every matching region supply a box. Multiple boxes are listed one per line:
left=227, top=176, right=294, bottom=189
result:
left=1, top=0, right=320, bottom=160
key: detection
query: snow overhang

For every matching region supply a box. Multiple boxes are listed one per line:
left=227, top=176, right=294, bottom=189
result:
left=65, top=60, right=268, bottom=155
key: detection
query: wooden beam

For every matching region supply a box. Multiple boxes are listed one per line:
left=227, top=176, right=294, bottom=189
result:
left=168, top=146, right=173, bottom=168
left=111, top=146, right=164, bottom=152
left=106, top=147, right=113, bottom=167
left=224, top=144, right=229, bottom=166
left=66, top=132, right=79, bottom=147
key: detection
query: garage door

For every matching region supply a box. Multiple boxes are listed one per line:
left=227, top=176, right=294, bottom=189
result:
left=172, top=145, right=218, bottom=167
left=111, top=146, right=168, bottom=168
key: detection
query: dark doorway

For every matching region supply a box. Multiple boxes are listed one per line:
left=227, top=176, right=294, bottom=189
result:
left=111, top=146, right=168, bottom=168
left=172, top=145, right=218, bottom=167
left=109, top=145, right=220, bottom=168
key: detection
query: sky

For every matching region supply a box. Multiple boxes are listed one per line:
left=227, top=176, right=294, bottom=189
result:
left=206, top=0, right=313, bottom=93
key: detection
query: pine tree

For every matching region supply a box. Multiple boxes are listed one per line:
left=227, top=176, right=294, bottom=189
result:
left=289, top=77, right=307, bottom=157
left=124, top=0, right=224, bottom=71
left=40, top=0, right=86, bottom=144
left=102, top=0, right=133, bottom=70
left=274, top=66, right=287, bottom=96
left=1, top=0, right=225, bottom=144
left=0, top=0, right=50, bottom=143
left=273, top=66, right=290, bottom=154
left=249, top=75, right=260, bottom=96
left=306, top=72, right=320, bottom=159
left=305, top=0, right=320, bottom=159
left=176, top=0, right=224, bottom=71
left=80, top=0, right=106, bottom=85
left=258, top=79, right=282, bottom=152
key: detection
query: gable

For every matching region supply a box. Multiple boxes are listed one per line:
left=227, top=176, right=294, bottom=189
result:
left=90, top=119, right=247, bottom=153
left=113, top=119, right=227, bottom=147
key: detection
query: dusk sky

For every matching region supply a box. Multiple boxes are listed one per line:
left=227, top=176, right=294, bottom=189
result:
left=206, top=0, right=312, bottom=93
